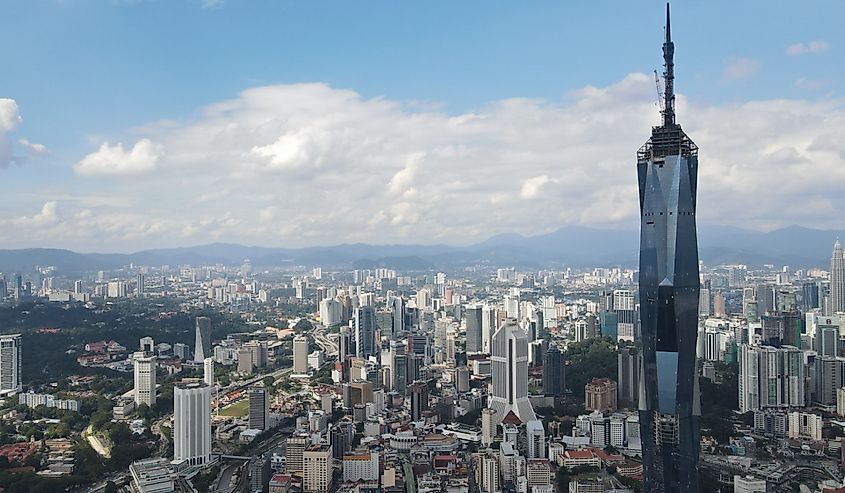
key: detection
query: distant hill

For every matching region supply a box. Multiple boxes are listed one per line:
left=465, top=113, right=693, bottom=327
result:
left=0, top=224, right=841, bottom=274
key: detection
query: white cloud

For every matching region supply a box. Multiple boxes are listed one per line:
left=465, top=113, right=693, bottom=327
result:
left=0, top=99, right=22, bottom=167
left=74, top=138, right=163, bottom=176
left=520, top=175, right=552, bottom=199
left=5, top=77, right=845, bottom=250
left=12, top=201, right=60, bottom=227
left=18, top=138, right=47, bottom=154
left=787, top=40, right=830, bottom=55
left=721, top=58, right=761, bottom=82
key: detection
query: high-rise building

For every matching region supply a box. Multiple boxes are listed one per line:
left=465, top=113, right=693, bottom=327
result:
left=203, top=357, right=215, bottom=387
left=354, top=306, right=376, bottom=358
left=173, top=383, right=212, bottom=467
left=248, top=387, right=269, bottom=431
left=285, top=435, right=308, bottom=473
left=0, top=334, right=23, bottom=395
left=465, top=305, right=484, bottom=354
left=636, top=6, right=701, bottom=491
left=526, top=420, right=546, bottom=459
left=194, top=317, right=212, bottom=363
left=542, top=344, right=566, bottom=396
left=303, top=445, right=333, bottom=493
left=392, top=297, right=405, bottom=336
left=830, top=240, right=845, bottom=315
left=293, top=335, right=309, bottom=375
left=409, top=381, right=429, bottom=421
left=617, top=346, right=642, bottom=409
left=481, top=408, right=496, bottom=447
left=738, top=344, right=805, bottom=412
left=133, top=352, right=156, bottom=407
left=136, top=273, right=145, bottom=298
left=139, top=336, right=155, bottom=354
left=585, top=378, right=617, bottom=412
left=489, top=318, right=536, bottom=424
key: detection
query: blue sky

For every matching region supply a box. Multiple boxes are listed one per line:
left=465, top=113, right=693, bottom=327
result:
left=1, top=1, right=844, bottom=251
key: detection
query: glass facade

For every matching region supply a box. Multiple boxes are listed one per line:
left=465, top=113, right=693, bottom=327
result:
left=637, top=5, right=701, bottom=492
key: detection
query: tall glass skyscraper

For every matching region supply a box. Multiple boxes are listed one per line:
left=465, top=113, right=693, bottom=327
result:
left=637, top=5, right=701, bottom=492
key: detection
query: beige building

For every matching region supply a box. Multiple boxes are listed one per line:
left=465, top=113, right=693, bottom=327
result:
left=303, top=445, right=332, bottom=493
left=585, top=377, right=617, bottom=412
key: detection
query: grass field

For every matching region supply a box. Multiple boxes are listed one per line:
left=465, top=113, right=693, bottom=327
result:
left=219, top=399, right=249, bottom=417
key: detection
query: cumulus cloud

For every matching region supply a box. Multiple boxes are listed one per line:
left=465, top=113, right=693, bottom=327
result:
left=787, top=40, right=830, bottom=55
left=74, top=138, right=164, bottom=176
left=5, top=76, right=843, bottom=250
left=0, top=99, right=22, bottom=167
left=12, top=202, right=60, bottom=227
left=721, top=58, right=761, bottom=82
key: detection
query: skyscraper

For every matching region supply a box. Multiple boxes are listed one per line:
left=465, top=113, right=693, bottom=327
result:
left=354, top=306, right=376, bottom=358
left=133, top=352, right=157, bottom=407
left=465, top=305, right=483, bottom=354
left=542, top=343, right=566, bottom=396
left=0, top=334, right=22, bottom=394
left=637, top=6, right=701, bottom=491
left=173, top=383, right=212, bottom=467
left=830, top=240, right=845, bottom=315
left=248, top=387, right=269, bottom=431
left=489, top=318, right=536, bottom=424
left=618, top=346, right=642, bottom=409
left=203, top=357, right=215, bottom=387
left=194, top=316, right=212, bottom=363
left=293, top=335, right=309, bottom=375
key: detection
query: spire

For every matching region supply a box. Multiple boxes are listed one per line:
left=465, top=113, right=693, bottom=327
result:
left=662, top=2, right=675, bottom=127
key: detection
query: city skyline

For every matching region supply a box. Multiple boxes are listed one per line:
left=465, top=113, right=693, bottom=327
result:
left=1, top=2, right=845, bottom=251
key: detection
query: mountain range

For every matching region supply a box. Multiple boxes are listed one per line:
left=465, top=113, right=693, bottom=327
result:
left=0, top=225, right=840, bottom=274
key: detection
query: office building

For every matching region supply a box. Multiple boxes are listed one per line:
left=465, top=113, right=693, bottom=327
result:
left=293, top=335, right=309, bottom=375
left=0, top=334, right=22, bottom=394
left=481, top=408, right=496, bottom=447
left=409, top=381, right=429, bottom=421
left=831, top=240, right=845, bottom=315
left=342, top=450, right=379, bottom=482
left=526, top=420, right=546, bottom=459
left=489, top=318, right=536, bottom=424
left=636, top=7, right=701, bottom=491
left=130, top=457, right=174, bottom=493
left=133, top=352, right=156, bottom=407
left=203, top=357, right=214, bottom=387
left=585, top=378, right=617, bottom=412
left=466, top=305, right=484, bottom=354
left=248, top=387, right=269, bottom=431
left=542, top=343, right=566, bottom=396
left=617, top=346, right=642, bottom=409
left=285, top=435, right=308, bottom=473
left=194, top=317, right=212, bottom=363
left=354, top=306, right=377, bottom=358
left=173, top=383, right=212, bottom=467
left=302, top=445, right=332, bottom=493
left=733, top=475, right=767, bottom=493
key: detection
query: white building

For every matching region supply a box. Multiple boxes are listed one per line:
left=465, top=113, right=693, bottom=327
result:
left=526, top=420, right=546, bottom=459
left=738, top=344, right=805, bottom=413
left=130, top=457, right=174, bottom=493
left=342, top=450, right=379, bottom=482
left=733, top=475, right=766, bottom=493
left=319, top=299, right=342, bottom=327
left=0, top=334, right=21, bottom=394
left=203, top=357, right=214, bottom=387
left=173, top=383, right=212, bottom=467
left=787, top=411, right=823, bottom=441
left=133, top=352, right=157, bottom=407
